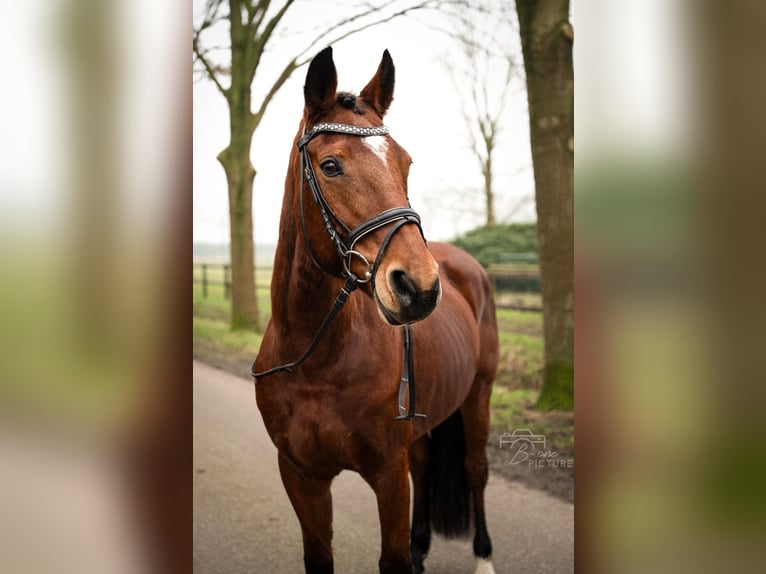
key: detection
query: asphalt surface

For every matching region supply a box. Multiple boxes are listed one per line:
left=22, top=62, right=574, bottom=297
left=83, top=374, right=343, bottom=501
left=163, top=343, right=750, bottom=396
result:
left=193, top=361, right=573, bottom=573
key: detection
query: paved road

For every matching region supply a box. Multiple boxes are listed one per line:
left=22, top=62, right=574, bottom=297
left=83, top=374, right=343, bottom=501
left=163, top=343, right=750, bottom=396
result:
left=193, top=361, right=573, bottom=573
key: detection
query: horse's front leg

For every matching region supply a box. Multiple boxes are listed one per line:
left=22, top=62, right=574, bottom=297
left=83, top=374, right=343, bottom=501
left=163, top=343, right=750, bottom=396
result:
left=409, top=435, right=431, bottom=573
left=367, top=450, right=413, bottom=574
left=278, top=453, right=335, bottom=574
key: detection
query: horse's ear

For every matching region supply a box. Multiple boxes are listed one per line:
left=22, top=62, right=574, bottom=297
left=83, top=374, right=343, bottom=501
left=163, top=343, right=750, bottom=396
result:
left=304, top=46, right=338, bottom=120
left=360, top=49, right=395, bottom=118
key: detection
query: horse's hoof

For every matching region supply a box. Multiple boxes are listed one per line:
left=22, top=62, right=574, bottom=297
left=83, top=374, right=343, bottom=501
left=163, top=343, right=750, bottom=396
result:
left=410, top=551, right=426, bottom=574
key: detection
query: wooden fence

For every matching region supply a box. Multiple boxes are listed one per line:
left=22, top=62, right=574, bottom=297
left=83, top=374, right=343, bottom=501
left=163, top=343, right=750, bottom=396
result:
left=487, top=268, right=542, bottom=312
left=193, top=263, right=231, bottom=299
left=193, top=262, right=541, bottom=312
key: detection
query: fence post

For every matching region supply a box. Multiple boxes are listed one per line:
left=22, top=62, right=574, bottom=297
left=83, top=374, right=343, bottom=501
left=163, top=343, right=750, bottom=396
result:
left=202, top=264, right=208, bottom=298
left=223, top=264, right=230, bottom=300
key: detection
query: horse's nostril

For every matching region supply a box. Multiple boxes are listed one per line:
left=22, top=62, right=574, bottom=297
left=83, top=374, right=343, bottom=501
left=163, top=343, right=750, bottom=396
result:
left=379, top=270, right=440, bottom=324
left=390, top=270, right=418, bottom=304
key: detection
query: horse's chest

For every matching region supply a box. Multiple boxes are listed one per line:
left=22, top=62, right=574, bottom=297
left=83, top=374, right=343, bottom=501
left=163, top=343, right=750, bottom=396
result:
left=257, top=382, right=384, bottom=474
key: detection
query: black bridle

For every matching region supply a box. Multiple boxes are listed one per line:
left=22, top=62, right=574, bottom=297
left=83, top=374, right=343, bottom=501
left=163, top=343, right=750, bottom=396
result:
left=250, top=122, right=426, bottom=421
left=297, top=122, right=423, bottom=286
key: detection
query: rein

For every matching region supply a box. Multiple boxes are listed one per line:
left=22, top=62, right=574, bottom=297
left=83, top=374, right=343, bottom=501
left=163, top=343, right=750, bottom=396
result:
left=250, top=122, right=426, bottom=421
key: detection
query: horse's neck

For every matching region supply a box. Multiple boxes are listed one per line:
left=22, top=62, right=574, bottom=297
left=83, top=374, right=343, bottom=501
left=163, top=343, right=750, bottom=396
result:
left=269, top=143, right=355, bottom=343
left=270, top=226, right=348, bottom=338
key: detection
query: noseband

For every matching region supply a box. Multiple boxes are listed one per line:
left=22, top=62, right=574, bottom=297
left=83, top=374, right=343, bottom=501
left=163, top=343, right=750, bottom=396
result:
left=251, top=122, right=426, bottom=421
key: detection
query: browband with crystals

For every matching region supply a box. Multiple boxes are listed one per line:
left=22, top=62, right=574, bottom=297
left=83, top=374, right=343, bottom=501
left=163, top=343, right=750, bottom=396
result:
left=297, top=123, right=389, bottom=149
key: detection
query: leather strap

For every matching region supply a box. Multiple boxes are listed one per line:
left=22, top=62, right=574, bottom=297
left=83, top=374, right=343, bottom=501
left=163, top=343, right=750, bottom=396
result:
left=395, top=324, right=426, bottom=420
left=250, top=274, right=360, bottom=378
left=346, top=208, right=422, bottom=250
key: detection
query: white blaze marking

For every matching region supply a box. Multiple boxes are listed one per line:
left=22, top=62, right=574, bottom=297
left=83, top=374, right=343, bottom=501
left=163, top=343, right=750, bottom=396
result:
left=474, top=557, right=496, bottom=574
left=363, top=135, right=389, bottom=167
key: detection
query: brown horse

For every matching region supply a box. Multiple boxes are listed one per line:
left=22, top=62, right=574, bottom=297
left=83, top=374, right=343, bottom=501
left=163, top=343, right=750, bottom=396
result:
left=253, top=46, right=499, bottom=574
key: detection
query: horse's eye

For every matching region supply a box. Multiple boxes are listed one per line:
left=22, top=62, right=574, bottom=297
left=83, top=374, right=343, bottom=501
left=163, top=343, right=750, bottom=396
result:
left=320, top=159, right=343, bottom=177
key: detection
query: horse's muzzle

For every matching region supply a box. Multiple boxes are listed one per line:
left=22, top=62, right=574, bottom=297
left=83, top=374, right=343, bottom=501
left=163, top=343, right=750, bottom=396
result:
left=376, top=274, right=441, bottom=325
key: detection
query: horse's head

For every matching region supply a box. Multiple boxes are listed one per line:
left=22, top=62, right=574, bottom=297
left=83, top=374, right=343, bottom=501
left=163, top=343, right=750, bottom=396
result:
left=294, top=46, right=440, bottom=325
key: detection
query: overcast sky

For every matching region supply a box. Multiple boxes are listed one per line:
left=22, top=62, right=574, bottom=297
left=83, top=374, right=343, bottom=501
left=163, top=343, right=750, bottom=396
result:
left=192, top=1, right=537, bottom=245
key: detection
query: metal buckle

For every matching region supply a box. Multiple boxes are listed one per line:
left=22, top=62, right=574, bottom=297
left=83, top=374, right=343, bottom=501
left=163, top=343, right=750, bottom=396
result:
left=343, top=250, right=373, bottom=283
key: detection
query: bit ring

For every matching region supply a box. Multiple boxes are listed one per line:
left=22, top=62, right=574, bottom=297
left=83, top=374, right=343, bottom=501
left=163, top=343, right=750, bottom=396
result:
left=343, top=250, right=373, bottom=283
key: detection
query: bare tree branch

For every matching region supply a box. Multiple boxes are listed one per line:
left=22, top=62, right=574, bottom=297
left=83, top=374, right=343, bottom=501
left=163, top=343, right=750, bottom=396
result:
left=293, top=1, right=459, bottom=65
left=502, top=192, right=534, bottom=222
left=194, top=0, right=230, bottom=95
left=249, top=1, right=468, bottom=131
left=250, top=0, right=270, bottom=31
left=440, top=1, right=519, bottom=225
left=193, top=36, right=228, bottom=96
left=243, top=0, right=258, bottom=27
left=229, top=0, right=244, bottom=45
left=251, top=58, right=298, bottom=131
left=196, top=0, right=227, bottom=37
left=249, top=0, right=296, bottom=76
left=201, top=0, right=226, bottom=26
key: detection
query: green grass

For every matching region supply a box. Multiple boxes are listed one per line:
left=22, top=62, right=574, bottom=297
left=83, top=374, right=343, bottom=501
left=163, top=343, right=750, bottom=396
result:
left=193, top=316, right=263, bottom=356
left=193, top=289, right=230, bottom=322
left=496, top=307, right=543, bottom=336
left=192, top=264, right=273, bottom=285
left=192, top=282, right=268, bottom=370
left=193, top=283, right=271, bottom=328
left=490, top=386, right=574, bottom=452
left=496, top=332, right=544, bottom=389
left=490, top=387, right=538, bottom=428
left=489, top=308, right=573, bottom=452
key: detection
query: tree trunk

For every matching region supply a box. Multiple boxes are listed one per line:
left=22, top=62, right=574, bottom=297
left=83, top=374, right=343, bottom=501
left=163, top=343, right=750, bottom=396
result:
left=218, top=72, right=259, bottom=330
left=216, top=0, right=259, bottom=331
left=219, top=146, right=259, bottom=330
left=483, top=155, right=495, bottom=225
left=516, top=0, right=574, bottom=410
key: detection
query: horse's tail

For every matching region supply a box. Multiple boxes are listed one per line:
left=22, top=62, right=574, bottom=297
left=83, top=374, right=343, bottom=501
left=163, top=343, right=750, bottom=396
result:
left=429, top=409, right=471, bottom=538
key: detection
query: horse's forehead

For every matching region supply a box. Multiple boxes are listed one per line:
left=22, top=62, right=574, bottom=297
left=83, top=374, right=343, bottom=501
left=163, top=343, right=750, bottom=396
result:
left=311, top=107, right=410, bottom=167
left=362, top=135, right=389, bottom=167
left=316, top=127, right=406, bottom=162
